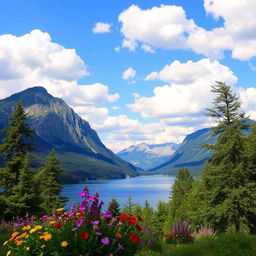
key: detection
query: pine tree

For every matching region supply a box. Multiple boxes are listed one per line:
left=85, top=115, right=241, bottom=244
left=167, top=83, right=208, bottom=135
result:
left=107, top=197, right=121, bottom=217
left=169, top=168, right=193, bottom=222
left=123, top=193, right=136, bottom=214
left=36, top=152, right=67, bottom=214
left=202, top=81, right=255, bottom=232
left=4, top=154, right=41, bottom=218
left=0, top=101, right=34, bottom=189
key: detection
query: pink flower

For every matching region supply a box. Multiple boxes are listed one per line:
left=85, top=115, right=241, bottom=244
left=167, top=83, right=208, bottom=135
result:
left=76, top=219, right=84, bottom=228
left=101, top=237, right=110, bottom=244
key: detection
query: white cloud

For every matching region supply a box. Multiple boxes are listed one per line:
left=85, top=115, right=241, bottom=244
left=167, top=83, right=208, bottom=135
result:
left=92, top=22, right=111, bottom=34
left=0, top=30, right=119, bottom=107
left=141, top=44, right=155, bottom=53
left=130, top=58, right=238, bottom=120
left=118, top=4, right=197, bottom=51
left=118, top=2, right=256, bottom=60
left=122, top=67, right=136, bottom=80
left=122, top=39, right=137, bottom=51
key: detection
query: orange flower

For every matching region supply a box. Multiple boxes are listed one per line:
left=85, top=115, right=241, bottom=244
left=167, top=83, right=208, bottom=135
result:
left=15, top=240, right=23, bottom=246
left=61, top=241, right=68, bottom=247
left=115, top=232, right=123, bottom=239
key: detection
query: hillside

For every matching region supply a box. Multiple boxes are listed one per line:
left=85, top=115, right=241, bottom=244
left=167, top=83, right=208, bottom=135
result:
left=150, top=128, right=217, bottom=175
left=0, top=86, right=137, bottom=183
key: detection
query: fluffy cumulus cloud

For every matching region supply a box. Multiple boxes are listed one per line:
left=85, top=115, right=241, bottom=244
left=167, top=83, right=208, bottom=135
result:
left=118, top=4, right=197, bottom=51
left=118, top=2, right=256, bottom=60
left=122, top=67, right=136, bottom=80
left=92, top=22, right=111, bottom=34
left=129, top=58, right=238, bottom=122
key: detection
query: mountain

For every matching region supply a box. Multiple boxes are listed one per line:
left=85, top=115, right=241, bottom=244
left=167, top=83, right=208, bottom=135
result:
left=117, top=142, right=180, bottom=170
left=150, top=128, right=216, bottom=175
left=0, top=86, right=137, bottom=183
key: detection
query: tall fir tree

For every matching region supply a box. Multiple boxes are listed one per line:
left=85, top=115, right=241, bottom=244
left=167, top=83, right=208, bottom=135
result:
left=107, top=197, right=121, bottom=217
left=36, top=152, right=67, bottom=214
left=202, top=81, right=255, bottom=232
left=169, top=168, right=193, bottom=222
left=0, top=101, right=34, bottom=189
left=4, top=154, right=41, bottom=218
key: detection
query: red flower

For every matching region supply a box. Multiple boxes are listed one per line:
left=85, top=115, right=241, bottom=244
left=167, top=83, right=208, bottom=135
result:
left=129, top=217, right=137, bottom=224
left=137, top=215, right=143, bottom=221
left=54, top=222, right=62, bottom=230
left=80, top=232, right=89, bottom=239
left=120, top=214, right=129, bottom=222
left=129, top=233, right=140, bottom=243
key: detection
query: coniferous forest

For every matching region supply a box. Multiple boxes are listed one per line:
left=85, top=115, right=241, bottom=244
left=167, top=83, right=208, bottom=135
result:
left=1, top=82, right=256, bottom=255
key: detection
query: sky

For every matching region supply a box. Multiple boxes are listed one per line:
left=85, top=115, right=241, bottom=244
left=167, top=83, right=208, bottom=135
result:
left=0, top=0, right=256, bottom=152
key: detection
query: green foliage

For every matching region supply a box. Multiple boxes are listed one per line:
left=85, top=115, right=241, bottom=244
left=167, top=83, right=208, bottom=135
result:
left=123, top=193, right=136, bottom=214
left=169, top=168, right=193, bottom=224
left=0, top=101, right=34, bottom=188
left=3, top=154, right=42, bottom=218
left=36, top=152, right=67, bottom=214
left=202, top=82, right=256, bottom=233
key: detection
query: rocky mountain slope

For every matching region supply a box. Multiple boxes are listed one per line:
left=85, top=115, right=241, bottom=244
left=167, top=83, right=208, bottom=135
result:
left=0, top=86, right=137, bottom=183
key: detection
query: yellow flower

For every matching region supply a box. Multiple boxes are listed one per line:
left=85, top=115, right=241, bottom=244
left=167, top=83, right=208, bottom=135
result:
left=26, top=247, right=30, bottom=251
left=23, top=225, right=31, bottom=231
left=76, top=212, right=81, bottom=216
left=56, top=208, right=64, bottom=212
left=6, top=251, right=11, bottom=256
left=41, top=244, right=46, bottom=248
left=61, top=241, right=68, bottom=247
left=49, top=221, right=56, bottom=224
left=35, top=225, right=43, bottom=230
left=29, top=228, right=36, bottom=234
left=3, top=241, right=8, bottom=246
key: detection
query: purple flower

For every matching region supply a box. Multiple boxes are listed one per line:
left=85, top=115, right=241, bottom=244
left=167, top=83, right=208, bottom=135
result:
left=76, top=219, right=84, bottom=228
left=95, top=232, right=102, bottom=236
left=91, top=220, right=100, bottom=225
left=118, top=243, right=124, bottom=250
left=101, top=237, right=110, bottom=245
left=101, top=211, right=112, bottom=218
left=80, top=187, right=89, bottom=198
left=72, top=228, right=78, bottom=231
left=148, top=239, right=153, bottom=246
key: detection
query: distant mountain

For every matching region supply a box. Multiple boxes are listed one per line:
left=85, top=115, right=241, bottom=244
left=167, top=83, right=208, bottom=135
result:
left=0, top=86, right=137, bottom=183
left=117, top=143, right=180, bottom=170
left=150, top=128, right=216, bottom=175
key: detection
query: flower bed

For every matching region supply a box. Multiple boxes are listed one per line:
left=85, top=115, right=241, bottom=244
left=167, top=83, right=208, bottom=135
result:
left=3, top=188, right=148, bottom=256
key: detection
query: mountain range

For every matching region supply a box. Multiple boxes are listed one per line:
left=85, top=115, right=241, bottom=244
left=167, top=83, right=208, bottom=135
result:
left=0, top=87, right=137, bottom=183
left=117, top=143, right=180, bottom=170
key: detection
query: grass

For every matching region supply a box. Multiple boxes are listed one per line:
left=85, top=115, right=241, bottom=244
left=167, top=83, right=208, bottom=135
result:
left=136, top=233, right=256, bottom=256
left=0, top=233, right=11, bottom=255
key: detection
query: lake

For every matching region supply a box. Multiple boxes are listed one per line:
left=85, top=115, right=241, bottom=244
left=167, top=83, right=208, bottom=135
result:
left=62, top=175, right=175, bottom=210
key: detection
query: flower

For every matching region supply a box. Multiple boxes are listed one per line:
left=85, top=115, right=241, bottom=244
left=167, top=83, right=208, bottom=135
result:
left=29, top=228, right=36, bottom=234
left=35, top=225, right=43, bottom=230
left=118, top=243, right=124, bottom=250
left=101, top=237, right=110, bottom=244
left=120, top=214, right=129, bottom=222
left=101, top=211, right=112, bottom=218
left=23, top=225, right=31, bottom=231
left=129, top=233, right=140, bottom=243
left=129, top=217, right=137, bottom=224
left=7, top=251, right=11, bottom=256
left=91, top=220, right=100, bottom=225
left=115, top=233, right=123, bottom=239
left=80, top=232, right=89, bottom=239
left=61, top=241, right=68, bottom=247
left=76, top=219, right=84, bottom=228
left=54, top=222, right=62, bottom=230
left=43, top=233, right=52, bottom=241
left=95, top=232, right=102, bottom=236
left=56, top=208, right=64, bottom=212
left=26, top=247, right=30, bottom=251
left=41, top=245, right=46, bottom=248
left=3, top=241, right=8, bottom=246
left=15, top=240, right=22, bottom=246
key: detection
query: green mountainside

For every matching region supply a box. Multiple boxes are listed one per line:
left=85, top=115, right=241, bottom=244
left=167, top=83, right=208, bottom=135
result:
left=0, top=86, right=137, bottom=183
left=150, top=128, right=217, bottom=176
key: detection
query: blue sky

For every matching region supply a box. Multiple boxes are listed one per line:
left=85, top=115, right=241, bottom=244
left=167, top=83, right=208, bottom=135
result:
left=0, top=0, right=256, bottom=151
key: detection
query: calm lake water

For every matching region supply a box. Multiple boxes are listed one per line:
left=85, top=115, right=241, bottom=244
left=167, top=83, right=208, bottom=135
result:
left=62, top=175, right=175, bottom=210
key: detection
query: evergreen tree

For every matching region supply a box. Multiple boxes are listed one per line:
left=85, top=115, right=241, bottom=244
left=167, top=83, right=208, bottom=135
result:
left=107, top=197, right=121, bottom=217
left=169, top=168, right=193, bottom=222
left=123, top=193, right=136, bottom=214
left=4, top=154, right=41, bottom=218
left=36, top=152, right=67, bottom=214
left=141, top=200, right=154, bottom=228
left=202, top=81, right=255, bottom=232
left=0, top=101, right=34, bottom=189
